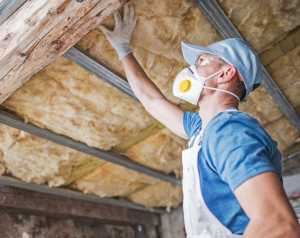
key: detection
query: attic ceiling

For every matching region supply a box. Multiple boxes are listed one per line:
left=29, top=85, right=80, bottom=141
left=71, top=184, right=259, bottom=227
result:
left=0, top=0, right=300, bottom=210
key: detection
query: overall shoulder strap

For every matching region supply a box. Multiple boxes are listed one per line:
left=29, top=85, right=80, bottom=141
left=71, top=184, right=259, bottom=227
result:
left=188, top=128, right=203, bottom=148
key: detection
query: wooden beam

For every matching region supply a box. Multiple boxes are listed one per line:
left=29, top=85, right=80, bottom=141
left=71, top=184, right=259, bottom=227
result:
left=0, top=0, right=127, bottom=103
left=0, top=175, right=164, bottom=214
left=0, top=185, right=160, bottom=226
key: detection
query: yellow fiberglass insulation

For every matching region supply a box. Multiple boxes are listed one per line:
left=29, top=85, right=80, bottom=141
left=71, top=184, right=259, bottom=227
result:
left=0, top=124, right=104, bottom=187
left=0, top=125, right=21, bottom=176
left=219, top=0, right=300, bottom=52
left=77, top=0, right=300, bottom=150
left=126, top=181, right=182, bottom=209
left=72, top=162, right=158, bottom=198
left=3, top=57, right=154, bottom=151
left=124, top=128, right=185, bottom=178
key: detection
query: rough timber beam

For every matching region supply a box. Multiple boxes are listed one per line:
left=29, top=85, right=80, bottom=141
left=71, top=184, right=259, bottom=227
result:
left=0, top=175, right=164, bottom=215
left=197, top=0, right=300, bottom=133
left=0, top=0, right=127, bottom=104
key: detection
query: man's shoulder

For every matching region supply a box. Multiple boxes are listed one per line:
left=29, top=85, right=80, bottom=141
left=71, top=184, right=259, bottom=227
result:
left=207, top=111, right=276, bottom=148
left=210, top=110, right=262, bottom=132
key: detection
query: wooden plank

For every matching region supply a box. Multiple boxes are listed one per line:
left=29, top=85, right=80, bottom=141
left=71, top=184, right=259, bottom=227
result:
left=0, top=185, right=160, bottom=226
left=160, top=206, right=185, bottom=238
left=0, top=0, right=127, bottom=103
left=0, top=175, right=165, bottom=214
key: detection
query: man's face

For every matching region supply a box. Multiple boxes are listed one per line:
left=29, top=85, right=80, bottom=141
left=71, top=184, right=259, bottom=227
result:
left=195, top=53, right=226, bottom=77
left=195, top=53, right=227, bottom=100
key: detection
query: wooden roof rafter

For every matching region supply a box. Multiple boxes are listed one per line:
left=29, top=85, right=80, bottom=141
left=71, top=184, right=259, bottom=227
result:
left=0, top=0, right=127, bottom=103
left=0, top=175, right=165, bottom=214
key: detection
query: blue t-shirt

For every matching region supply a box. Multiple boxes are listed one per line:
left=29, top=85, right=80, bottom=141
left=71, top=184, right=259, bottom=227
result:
left=183, top=110, right=282, bottom=235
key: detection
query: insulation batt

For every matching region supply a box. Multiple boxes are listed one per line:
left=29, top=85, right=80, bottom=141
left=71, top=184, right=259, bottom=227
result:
left=127, top=181, right=182, bottom=210
left=72, top=162, right=158, bottom=198
left=124, top=128, right=185, bottom=178
left=0, top=124, right=105, bottom=187
left=4, top=58, right=154, bottom=151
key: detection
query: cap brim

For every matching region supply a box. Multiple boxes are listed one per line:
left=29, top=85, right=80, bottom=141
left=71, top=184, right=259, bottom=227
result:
left=181, top=41, right=217, bottom=65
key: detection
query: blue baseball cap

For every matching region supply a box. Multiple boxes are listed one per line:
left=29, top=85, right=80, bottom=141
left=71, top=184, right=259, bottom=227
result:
left=181, top=38, right=263, bottom=98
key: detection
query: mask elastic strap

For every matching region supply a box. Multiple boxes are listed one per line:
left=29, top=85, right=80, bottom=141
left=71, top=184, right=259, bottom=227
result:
left=190, top=66, right=223, bottom=81
left=203, top=86, right=241, bottom=101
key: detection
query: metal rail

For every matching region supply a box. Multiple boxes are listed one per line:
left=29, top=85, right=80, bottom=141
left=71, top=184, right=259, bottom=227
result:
left=65, top=47, right=137, bottom=100
left=286, top=150, right=300, bottom=161
left=0, top=0, right=27, bottom=25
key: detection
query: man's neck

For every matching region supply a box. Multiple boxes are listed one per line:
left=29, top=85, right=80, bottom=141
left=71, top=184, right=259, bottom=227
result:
left=198, top=96, right=238, bottom=130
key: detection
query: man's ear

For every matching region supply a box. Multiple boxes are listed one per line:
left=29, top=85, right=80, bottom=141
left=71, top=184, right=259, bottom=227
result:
left=217, top=65, right=237, bottom=84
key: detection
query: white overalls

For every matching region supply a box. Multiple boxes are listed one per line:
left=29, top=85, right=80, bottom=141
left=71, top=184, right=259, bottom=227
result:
left=182, top=109, right=242, bottom=238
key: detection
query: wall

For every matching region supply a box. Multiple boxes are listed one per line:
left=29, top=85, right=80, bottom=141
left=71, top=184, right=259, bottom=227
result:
left=160, top=206, right=185, bottom=238
left=0, top=211, right=136, bottom=238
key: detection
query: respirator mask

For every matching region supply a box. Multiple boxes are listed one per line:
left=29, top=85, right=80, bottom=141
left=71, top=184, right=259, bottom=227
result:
left=172, top=65, right=240, bottom=105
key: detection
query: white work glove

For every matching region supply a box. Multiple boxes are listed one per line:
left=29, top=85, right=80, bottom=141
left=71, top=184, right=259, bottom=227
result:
left=99, top=4, right=137, bottom=60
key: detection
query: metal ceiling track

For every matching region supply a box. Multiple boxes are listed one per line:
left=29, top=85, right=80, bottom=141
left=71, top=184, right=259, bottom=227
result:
left=0, top=108, right=181, bottom=187
left=65, top=47, right=137, bottom=100
left=197, top=0, right=300, bottom=133
left=286, top=150, right=300, bottom=161
left=0, top=175, right=165, bottom=213
left=0, top=0, right=27, bottom=25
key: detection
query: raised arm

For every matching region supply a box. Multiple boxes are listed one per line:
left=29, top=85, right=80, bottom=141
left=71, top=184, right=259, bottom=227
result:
left=100, top=4, right=187, bottom=139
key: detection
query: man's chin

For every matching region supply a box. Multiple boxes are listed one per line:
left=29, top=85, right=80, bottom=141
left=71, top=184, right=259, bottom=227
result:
left=198, top=93, right=206, bottom=102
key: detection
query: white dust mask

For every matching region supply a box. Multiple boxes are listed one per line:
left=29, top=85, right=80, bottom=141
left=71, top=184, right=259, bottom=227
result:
left=172, top=65, right=240, bottom=105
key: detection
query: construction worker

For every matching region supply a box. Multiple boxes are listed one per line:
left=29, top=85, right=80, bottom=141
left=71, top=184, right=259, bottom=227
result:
left=100, top=4, right=300, bottom=238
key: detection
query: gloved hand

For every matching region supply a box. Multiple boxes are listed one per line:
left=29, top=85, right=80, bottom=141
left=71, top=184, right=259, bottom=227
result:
left=99, top=3, right=137, bottom=60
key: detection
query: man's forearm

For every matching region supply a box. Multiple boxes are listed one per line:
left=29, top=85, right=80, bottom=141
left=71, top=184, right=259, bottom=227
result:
left=100, top=5, right=187, bottom=139
left=243, top=219, right=300, bottom=238
left=121, top=53, right=165, bottom=103
left=100, top=4, right=164, bottom=105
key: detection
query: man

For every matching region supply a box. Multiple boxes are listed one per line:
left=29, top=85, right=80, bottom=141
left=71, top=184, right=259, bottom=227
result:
left=100, top=4, right=300, bottom=237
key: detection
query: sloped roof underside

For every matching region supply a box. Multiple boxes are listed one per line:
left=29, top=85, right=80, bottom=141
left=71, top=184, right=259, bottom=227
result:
left=0, top=0, right=300, bottom=209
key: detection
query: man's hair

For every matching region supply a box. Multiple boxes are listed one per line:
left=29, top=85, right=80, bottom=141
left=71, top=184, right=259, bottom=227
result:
left=235, top=77, right=246, bottom=100
left=219, top=59, right=246, bottom=101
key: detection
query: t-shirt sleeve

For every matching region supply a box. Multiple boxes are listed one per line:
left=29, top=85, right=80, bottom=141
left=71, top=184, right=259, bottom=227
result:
left=207, top=119, right=278, bottom=191
left=183, top=111, right=202, bottom=139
